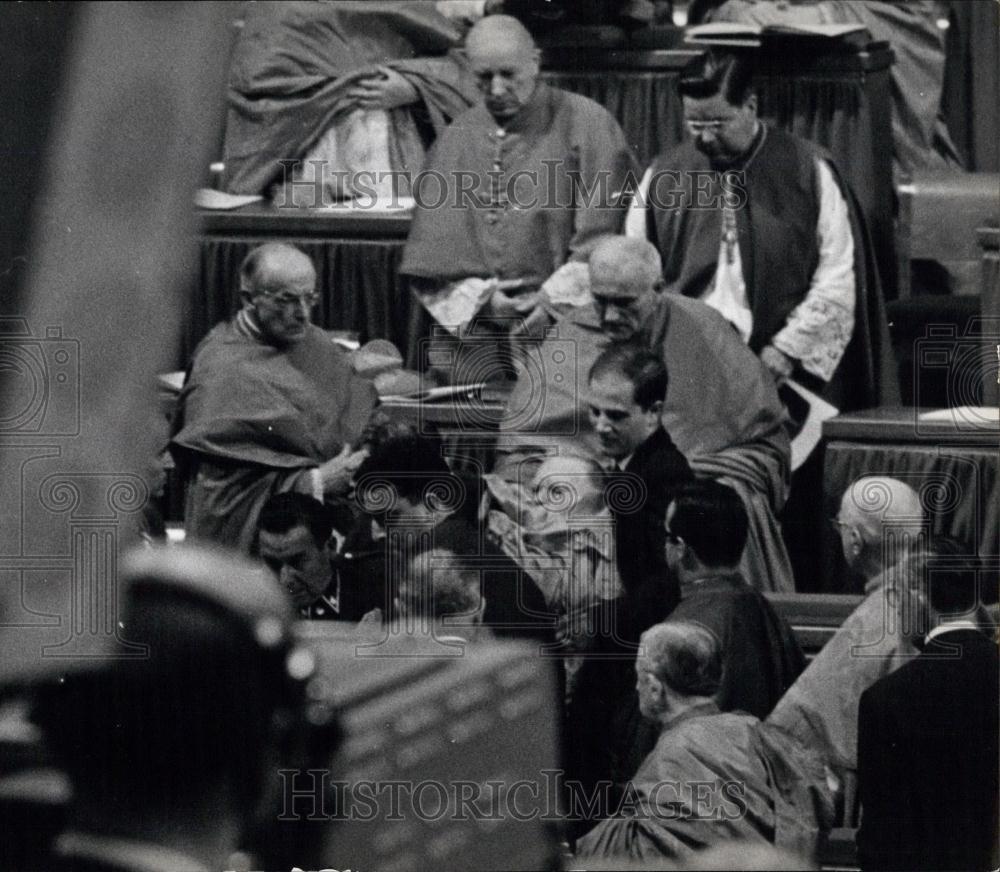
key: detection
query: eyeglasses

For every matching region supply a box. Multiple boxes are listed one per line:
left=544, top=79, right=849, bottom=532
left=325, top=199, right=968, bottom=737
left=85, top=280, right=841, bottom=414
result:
left=684, top=117, right=741, bottom=135
left=261, top=292, right=320, bottom=309
left=828, top=516, right=851, bottom=532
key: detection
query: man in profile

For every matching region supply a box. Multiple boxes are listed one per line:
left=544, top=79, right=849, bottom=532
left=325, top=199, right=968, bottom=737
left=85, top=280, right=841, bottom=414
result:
left=577, top=621, right=831, bottom=862
left=768, top=475, right=926, bottom=798
left=172, top=242, right=378, bottom=552
left=400, top=15, right=636, bottom=380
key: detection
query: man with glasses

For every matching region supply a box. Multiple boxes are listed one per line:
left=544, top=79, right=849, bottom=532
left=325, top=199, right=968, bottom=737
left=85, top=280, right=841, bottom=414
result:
left=625, top=49, right=893, bottom=413
left=172, top=242, right=378, bottom=552
left=401, top=15, right=636, bottom=382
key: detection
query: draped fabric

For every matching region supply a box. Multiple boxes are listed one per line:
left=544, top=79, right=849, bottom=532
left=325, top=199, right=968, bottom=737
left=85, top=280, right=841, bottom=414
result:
left=577, top=707, right=834, bottom=863
left=171, top=320, right=378, bottom=550
left=493, top=292, right=794, bottom=593
left=191, top=237, right=430, bottom=371
left=222, top=1, right=477, bottom=195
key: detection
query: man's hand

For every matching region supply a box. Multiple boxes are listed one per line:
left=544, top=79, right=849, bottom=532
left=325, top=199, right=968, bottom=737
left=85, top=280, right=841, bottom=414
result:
left=346, top=66, right=418, bottom=111
left=760, top=344, right=795, bottom=382
left=317, top=444, right=369, bottom=500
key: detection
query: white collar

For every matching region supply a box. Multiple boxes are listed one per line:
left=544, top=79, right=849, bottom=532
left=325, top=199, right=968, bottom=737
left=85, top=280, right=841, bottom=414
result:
left=925, top=620, right=980, bottom=644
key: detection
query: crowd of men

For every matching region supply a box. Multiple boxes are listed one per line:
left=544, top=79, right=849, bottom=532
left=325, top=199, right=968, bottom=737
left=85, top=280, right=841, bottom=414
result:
left=3, top=6, right=995, bottom=871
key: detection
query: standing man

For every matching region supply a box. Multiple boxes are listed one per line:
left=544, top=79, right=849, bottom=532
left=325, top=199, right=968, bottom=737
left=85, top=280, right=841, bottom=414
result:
left=400, top=15, right=636, bottom=380
left=172, top=243, right=378, bottom=552
left=857, top=543, right=998, bottom=871
left=586, top=342, right=693, bottom=599
left=626, top=48, right=893, bottom=408
left=494, top=235, right=794, bottom=594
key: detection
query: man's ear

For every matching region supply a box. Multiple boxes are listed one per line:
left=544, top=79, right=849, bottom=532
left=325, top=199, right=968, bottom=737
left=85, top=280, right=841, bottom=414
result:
left=646, top=399, right=663, bottom=421
left=744, top=93, right=758, bottom=116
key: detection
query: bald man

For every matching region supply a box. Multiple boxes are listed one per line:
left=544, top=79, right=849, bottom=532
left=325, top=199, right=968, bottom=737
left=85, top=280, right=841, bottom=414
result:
left=401, top=15, right=636, bottom=381
left=494, top=235, right=795, bottom=596
left=172, top=243, right=378, bottom=552
left=767, top=475, right=927, bottom=797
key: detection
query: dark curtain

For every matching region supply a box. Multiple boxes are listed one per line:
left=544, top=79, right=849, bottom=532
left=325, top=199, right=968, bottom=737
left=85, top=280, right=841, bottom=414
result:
left=540, top=70, right=686, bottom=165
left=943, top=0, right=1000, bottom=172
left=189, top=238, right=430, bottom=370
left=822, top=442, right=999, bottom=593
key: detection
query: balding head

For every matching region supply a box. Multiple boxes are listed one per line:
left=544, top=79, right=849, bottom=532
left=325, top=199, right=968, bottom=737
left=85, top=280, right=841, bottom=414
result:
left=836, top=476, right=925, bottom=578
left=238, top=243, right=317, bottom=347
left=465, top=15, right=540, bottom=122
left=588, top=236, right=663, bottom=342
left=531, top=453, right=607, bottom=518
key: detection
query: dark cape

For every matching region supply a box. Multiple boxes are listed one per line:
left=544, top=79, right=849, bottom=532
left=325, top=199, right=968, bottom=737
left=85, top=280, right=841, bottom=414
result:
left=672, top=572, right=805, bottom=717
left=171, top=319, right=377, bottom=551
left=644, top=124, right=898, bottom=411
left=222, top=1, right=477, bottom=195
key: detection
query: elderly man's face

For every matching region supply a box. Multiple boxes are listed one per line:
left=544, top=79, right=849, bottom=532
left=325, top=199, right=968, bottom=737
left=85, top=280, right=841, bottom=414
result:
left=683, top=92, right=758, bottom=165
left=635, top=654, right=665, bottom=720
left=259, top=524, right=331, bottom=610
left=468, top=42, right=539, bottom=122
left=590, top=269, right=653, bottom=342
left=249, top=256, right=317, bottom=347
left=833, top=491, right=864, bottom=570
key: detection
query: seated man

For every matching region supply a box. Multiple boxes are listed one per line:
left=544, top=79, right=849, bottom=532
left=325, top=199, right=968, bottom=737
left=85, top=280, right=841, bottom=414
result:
left=577, top=620, right=832, bottom=862
left=223, top=1, right=478, bottom=200
left=391, top=547, right=491, bottom=645
left=486, top=452, right=620, bottom=632
left=494, top=235, right=794, bottom=593
left=573, top=478, right=805, bottom=812
left=348, top=432, right=554, bottom=645
left=400, top=15, right=636, bottom=379
left=258, top=492, right=343, bottom=619
left=171, top=243, right=378, bottom=552
left=665, top=479, right=804, bottom=718
left=767, top=475, right=926, bottom=786
left=625, top=48, right=894, bottom=410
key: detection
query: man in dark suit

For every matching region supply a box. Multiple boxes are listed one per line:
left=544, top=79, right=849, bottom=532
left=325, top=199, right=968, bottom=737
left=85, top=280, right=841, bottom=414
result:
left=856, top=538, right=999, bottom=871
left=586, top=341, right=693, bottom=605
left=258, top=492, right=346, bottom=620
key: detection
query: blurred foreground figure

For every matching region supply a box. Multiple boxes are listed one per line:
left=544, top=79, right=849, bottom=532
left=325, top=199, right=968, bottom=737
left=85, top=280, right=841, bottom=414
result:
left=171, top=243, right=377, bottom=552
left=27, top=544, right=333, bottom=872
left=223, top=1, right=477, bottom=200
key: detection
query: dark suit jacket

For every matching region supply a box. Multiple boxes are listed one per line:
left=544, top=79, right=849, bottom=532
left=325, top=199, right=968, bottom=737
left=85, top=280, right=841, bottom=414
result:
left=615, top=425, right=693, bottom=610
left=857, top=628, right=999, bottom=871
